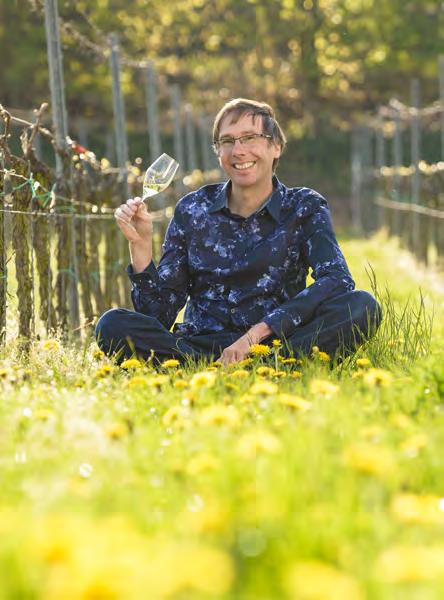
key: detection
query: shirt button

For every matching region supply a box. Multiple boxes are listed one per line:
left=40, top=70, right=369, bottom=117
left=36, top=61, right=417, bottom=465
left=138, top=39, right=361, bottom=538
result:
left=231, top=308, right=236, bottom=313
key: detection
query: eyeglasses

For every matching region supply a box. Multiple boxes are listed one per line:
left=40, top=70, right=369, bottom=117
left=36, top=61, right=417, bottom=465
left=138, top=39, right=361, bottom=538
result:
left=213, top=133, right=272, bottom=152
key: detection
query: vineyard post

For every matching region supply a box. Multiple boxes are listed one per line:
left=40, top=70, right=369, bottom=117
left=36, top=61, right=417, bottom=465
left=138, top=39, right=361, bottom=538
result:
left=439, top=55, right=444, bottom=160
left=109, top=33, right=129, bottom=200
left=393, top=107, right=402, bottom=237
left=410, top=78, right=425, bottom=262
left=375, top=109, right=385, bottom=231
left=184, top=104, right=198, bottom=172
left=170, top=84, right=186, bottom=178
left=144, top=61, right=161, bottom=163
left=199, top=112, right=212, bottom=173
left=44, top=0, right=80, bottom=334
left=350, top=126, right=363, bottom=232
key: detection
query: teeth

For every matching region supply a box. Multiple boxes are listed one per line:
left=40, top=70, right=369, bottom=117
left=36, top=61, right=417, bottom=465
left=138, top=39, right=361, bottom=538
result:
left=234, top=162, right=255, bottom=170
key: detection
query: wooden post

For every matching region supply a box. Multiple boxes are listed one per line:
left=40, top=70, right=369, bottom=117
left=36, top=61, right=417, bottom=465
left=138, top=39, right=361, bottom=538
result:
left=144, top=61, right=161, bottom=163
left=199, top=112, right=212, bottom=173
left=0, top=155, right=6, bottom=342
left=43, top=0, right=68, bottom=177
left=375, top=110, right=385, bottom=231
left=350, top=127, right=362, bottom=232
left=44, top=0, right=80, bottom=334
left=410, top=79, right=427, bottom=262
left=109, top=33, right=129, bottom=199
left=439, top=55, right=444, bottom=161
left=392, top=108, right=402, bottom=236
left=184, top=104, right=198, bottom=172
left=170, top=84, right=186, bottom=173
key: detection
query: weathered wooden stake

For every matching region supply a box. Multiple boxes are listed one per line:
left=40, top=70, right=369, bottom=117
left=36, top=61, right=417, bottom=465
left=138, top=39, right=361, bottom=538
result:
left=109, top=33, right=129, bottom=199
left=44, top=0, right=80, bottom=334
left=144, top=61, right=161, bottom=163
left=184, top=104, right=198, bottom=172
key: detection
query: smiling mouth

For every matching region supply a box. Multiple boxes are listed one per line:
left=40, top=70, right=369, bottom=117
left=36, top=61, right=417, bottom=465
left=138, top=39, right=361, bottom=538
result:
left=233, top=161, right=256, bottom=170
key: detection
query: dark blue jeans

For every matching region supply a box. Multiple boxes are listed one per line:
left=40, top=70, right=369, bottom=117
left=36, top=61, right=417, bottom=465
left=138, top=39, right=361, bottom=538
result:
left=95, top=290, right=381, bottom=363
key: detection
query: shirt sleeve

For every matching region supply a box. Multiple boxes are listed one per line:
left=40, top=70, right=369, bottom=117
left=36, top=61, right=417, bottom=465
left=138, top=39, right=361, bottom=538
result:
left=262, top=192, right=355, bottom=339
left=126, top=207, right=190, bottom=330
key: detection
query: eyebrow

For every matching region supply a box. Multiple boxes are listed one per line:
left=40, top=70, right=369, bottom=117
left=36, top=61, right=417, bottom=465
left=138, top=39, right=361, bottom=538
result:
left=218, top=130, right=261, bottom=138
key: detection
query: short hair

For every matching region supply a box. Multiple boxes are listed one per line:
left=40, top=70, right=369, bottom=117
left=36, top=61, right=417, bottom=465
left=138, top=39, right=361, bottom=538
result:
left=212, top=98, right=287, bottom=170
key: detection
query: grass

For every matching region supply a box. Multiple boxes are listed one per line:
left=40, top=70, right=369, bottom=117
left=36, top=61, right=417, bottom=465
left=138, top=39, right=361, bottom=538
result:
left=1, top=231, right=444, bottom=599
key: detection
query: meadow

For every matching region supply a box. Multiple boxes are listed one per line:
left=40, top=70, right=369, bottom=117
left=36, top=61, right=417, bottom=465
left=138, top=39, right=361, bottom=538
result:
left=1, top=232, right=444, bottom=599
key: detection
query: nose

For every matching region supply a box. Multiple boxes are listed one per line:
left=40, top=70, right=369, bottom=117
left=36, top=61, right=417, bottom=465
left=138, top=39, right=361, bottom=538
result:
left=231, top=138, right=246, bottom=154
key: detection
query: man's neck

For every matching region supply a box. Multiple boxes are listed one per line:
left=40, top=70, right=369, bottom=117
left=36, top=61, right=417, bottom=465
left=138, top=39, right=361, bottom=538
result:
left=228, top=179, right=274, bottom=218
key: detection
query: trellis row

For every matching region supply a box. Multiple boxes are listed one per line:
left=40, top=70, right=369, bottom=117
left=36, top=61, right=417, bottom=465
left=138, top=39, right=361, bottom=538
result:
left=0, top=111, right=218, bottom=345
left=351, top=57, right=444, bottom=266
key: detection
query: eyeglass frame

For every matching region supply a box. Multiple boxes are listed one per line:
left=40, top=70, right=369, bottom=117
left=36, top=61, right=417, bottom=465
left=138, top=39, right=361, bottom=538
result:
left=212, top=132, right=273, bottom=153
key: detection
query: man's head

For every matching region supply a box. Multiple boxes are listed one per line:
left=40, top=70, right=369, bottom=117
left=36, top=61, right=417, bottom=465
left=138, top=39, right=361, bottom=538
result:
left=212, top=98, right=287, bottom=172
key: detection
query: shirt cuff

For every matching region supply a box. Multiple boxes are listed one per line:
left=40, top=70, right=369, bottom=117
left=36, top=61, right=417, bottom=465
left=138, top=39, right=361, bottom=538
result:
left=262, top=310, right=302, bottom=340
left=126, top=261, right=159, bottom=285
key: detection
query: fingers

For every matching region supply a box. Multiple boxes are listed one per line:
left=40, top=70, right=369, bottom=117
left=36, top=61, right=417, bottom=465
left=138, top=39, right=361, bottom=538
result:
left=114, top=197, right=145, bottom=224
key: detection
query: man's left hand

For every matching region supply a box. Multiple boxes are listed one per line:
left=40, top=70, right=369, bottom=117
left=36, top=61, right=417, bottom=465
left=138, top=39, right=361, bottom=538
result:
left=217, top=334, right=252, bottom=366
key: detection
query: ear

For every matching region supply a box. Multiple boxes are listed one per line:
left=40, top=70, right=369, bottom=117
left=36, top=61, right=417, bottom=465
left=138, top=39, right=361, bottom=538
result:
left=272, top=143, right=281, bottom=160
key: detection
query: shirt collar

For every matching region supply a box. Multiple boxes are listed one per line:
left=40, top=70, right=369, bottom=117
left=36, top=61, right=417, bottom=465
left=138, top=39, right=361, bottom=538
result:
left=208, top=176, right=284, bottom=223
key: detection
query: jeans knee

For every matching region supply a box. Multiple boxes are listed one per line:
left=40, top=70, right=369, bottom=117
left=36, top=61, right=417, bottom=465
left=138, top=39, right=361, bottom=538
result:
left=354, top=291, right=382, bottom=332
left=95, top=308, right=128, bottom=347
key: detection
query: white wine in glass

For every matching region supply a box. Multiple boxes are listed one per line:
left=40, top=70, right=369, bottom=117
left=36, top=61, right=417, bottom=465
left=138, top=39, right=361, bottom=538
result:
left=142, top=153, right=179, bottom=200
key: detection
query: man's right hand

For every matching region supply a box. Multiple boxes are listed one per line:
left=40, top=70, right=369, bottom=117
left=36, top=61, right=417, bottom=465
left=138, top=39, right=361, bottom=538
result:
left=114, top=197, right=153, bottom=244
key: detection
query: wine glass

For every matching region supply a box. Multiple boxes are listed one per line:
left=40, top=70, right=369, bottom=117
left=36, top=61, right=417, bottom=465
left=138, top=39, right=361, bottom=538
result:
left=142, top=153, right=179, bottom=201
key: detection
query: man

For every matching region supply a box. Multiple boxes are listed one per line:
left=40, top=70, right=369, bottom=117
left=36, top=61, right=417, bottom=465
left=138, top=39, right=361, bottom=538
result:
left=95, top=98, right=381, bottom=366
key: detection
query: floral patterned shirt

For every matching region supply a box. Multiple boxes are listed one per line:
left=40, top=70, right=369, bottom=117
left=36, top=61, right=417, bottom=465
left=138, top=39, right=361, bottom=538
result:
left=127, top=176, right=354, bottom=339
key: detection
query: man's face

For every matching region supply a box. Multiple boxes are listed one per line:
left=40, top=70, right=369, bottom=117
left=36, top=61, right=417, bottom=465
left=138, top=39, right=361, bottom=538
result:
left=216, top=113, right=281, bottom=190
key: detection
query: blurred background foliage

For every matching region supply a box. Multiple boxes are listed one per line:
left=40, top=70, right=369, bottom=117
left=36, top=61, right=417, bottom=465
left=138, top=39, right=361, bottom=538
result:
left=0, top=0, right=442, bottom=206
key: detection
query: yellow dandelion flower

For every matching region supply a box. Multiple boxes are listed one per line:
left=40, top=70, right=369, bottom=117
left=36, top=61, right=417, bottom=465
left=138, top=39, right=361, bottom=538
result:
left=272, top=339, right=282, bottom=348
left=250, top=380, right=278, bottom=396
left=391, top=493, right=444, bottom=525
left=309, top=379, right=339, bottom=397
left=400, top=433, right=428, bottom=456
left=285, top=561, right=364, bottom=600
left=205, top=366, right=219, bottom=372
left=210, top=361, right=222, bottom=368
left=375, top=545, right=444, bottom=583
left=120, top=358, right=142, bottom=370
left=162, top=405, right=190, bottom=427
left=273, top=370, right=287, bottom=378
left=249, top=344, right=271, bottom=356
left=0, top=368, right=9, bottom=379
left=256, top=366, right=275, bottom=377
left=186, top=453, right=220, bottom=476
left=390, top=413, right=413, bottom=430
left=162, top=359, right=180, bottom=368
left=199, top=405, right=240, bottom=428
left=230, top=369, right=249, bottom=379
left=356, top=357, right=371, bottom=369
left=239, top=393, right=255, bottom=404
left=148, top=375, right=170, bottom=389
left=343, top=443, right=395, bottom=477
left=190, top=371, right=217, bottom=389
left=105, top=421, right=129, bottom=440
left=95, top=365, right=115, bottom=378
left=363, top=368, right=393, bottom=387
left=173, top=379, right=188, bottom=390
left=279, top=394, right=312, bottom=412
left=315, top=350, right=330, bottom=362
left=289, top=371, right=303, bottom=379
left=281, top=357, right=297, bottom=364
left=42, top=339, right=60, bottom=351
left=311, top=345, right=320, bottom=355
left=93, top=349, right=105, bottom=360
left=238, top=357, right=253, bottom=367
left=224, top=382, right=240, bottom=392
left=359, top=424, right=384, bottom=441
left=126, top=376, right=150, bottom=389
left=351, top=370, right=364, bottom=379
left=35, top=408, right=56, bottom=421
left=236, top=430, right=281, bottom=459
